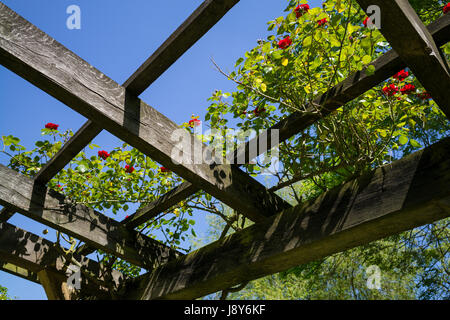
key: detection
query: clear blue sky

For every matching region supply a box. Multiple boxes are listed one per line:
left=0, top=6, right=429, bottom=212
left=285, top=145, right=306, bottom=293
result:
left=0, top=0, right=321, bottom=299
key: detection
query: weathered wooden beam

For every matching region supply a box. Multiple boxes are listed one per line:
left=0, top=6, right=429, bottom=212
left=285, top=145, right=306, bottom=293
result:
left=0, top=261, right=40, bottom=284
left=38, top=268, right=73, bottom=300
left=0, top=221, right=125, bottom=298
left=0, top=3, right=290, bottom=223
left=123, top=13, right=450, bottom=227
left=122, top=138, right=450, bottom=300
left=124, top=0, right=240, bottom=96
left=0, top=164, right=179, bottom=269
left=33, top=120, right=102, bottom=186
left=355, top=0, right=450, bottom=119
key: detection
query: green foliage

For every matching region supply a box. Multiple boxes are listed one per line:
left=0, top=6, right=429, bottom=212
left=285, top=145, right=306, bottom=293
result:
left=0, top=127, right=204, bottom=278
left=0, top=285, right=11, bottom=300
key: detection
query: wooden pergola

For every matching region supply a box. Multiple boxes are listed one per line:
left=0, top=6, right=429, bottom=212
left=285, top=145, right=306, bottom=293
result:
left=0, top=0, right=449, bottom=300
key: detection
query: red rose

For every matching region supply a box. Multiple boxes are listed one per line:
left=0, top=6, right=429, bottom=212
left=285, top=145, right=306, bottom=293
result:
left=443, top=3, right=450, bottom=14
left=160, top=166, right=170, bottom=173
left=278, top=36, right=292, bottom=49
left=317, top=18, right=328, bottom=26
left=253, top=106, right=266, bottom=117
left=57, top=184, right=63, bottom=191
left=400, top=84, right=416, bottom=95
left=294, top=4, right=310, bottom=18
left=363, top=17, right=370, bottom=27
left=382, top=84, right=399, bottom=96
left=98, top=150, right=110, bottom=160
left=418, top=92, right=432, bottom=100
left=189, top=119, right=201, bottom=127
left=125, top=165, right=135, bottom=174
left=393, top=69, right=409, bottom=81
left=125, top=215, right=130, bottom=219
left=45, top=123, right=59, bottom=130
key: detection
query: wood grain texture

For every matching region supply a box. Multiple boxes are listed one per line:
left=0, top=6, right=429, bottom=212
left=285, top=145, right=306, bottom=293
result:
left=355, top=0, right=450, bottom=118
left=0, top=3, right=289, bottom=222
left=123, top=0, right=240, bottom=96
left=0, top=221, right=124, bottom=298
left=0, top=164, right=178, bottom=269
left=122, top=138, right=450, bottom=300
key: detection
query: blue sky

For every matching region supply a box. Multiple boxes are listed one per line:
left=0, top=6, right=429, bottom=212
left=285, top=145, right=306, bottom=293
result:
left=0, top=0, right=322, bottom=299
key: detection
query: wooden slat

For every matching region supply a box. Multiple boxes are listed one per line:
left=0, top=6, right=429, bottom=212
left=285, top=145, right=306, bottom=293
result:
left=355, top=0, right=450, bottom=119
left=122, top=138, right=450, bottom=300
left=34, top=120, right=102, bottom=185
left=0, top=3, right=290, bottom=223
left=124, top=0, right=240, bottom=96
left=125, top=13, right=450, bottom=227
left=0, top=261, right=40, bottom=284
left=0, top=222, right=124, bottom=297
left=0, top=164, right=179, bottom=269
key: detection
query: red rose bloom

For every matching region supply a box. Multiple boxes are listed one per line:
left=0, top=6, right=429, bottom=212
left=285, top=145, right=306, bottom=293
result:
left=125, top=215, right=130, bottom=219
left=189, top=119, right=201, bottom=127
left=393, top=69, right=409, bottom=81
left=294, top=4, right=310, bottom=18
left=57, top=184, right=63, bottom=191
left=98, top=150, right=110, bottom=160
left=317, top=18, right=328, bottom=26
left=443, top=3, right=450, bottom=14
left=253, top=106, right=266, bottom=117
left=125, top=165, right=135, bottom=174
left=278, top=36, right=292, bottom=49
left=45, top=123, right=59, bottom=130
left=363, top=17, right=370, bottom=27
left=418, top=92, right=432, bottom=100
left=160, top=166, right=170, bottom=173
left=400, top=84, right=416, bottom=95
left=382, top=84, right=399, bottom=96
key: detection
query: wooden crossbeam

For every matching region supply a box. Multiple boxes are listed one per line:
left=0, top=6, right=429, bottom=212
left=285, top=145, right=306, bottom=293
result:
left=123, top=0, right=240, bottom=96
left=0, top=221, right=124, bottom=298
left=122, top=137, right=450, bottom=300
left=0, top=261, right=40, bottom=284
left=355, top=0, right=450, bottom=119
left=0, top=3, right=290, bottom=223
left=123, top=13, right=450, bottom=228
left=0, top=164, right=179, bottom=269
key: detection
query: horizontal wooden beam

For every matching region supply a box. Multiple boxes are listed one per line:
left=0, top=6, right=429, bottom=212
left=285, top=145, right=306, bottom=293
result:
left=122, top=138, right=450, bottom=300
left=0, top=164, right=179, bottom=269
left=0, top=3, right=289, bottom=223
left=0, top=261, right=40, bottom=284
left=355, top=0, right=450, bottom=119
left=125, top=13, right=450, bottom=227
left=0, top=221, right=124, bottom=297
left=123, top=0, right=240, bottom=96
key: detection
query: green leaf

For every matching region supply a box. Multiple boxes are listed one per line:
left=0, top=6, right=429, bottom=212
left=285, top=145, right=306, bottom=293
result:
left=365, top=65, right=376, bottom=76
left=399, top=135, right=409, bottom=145
left=410, top=139, right=422, bottom=148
